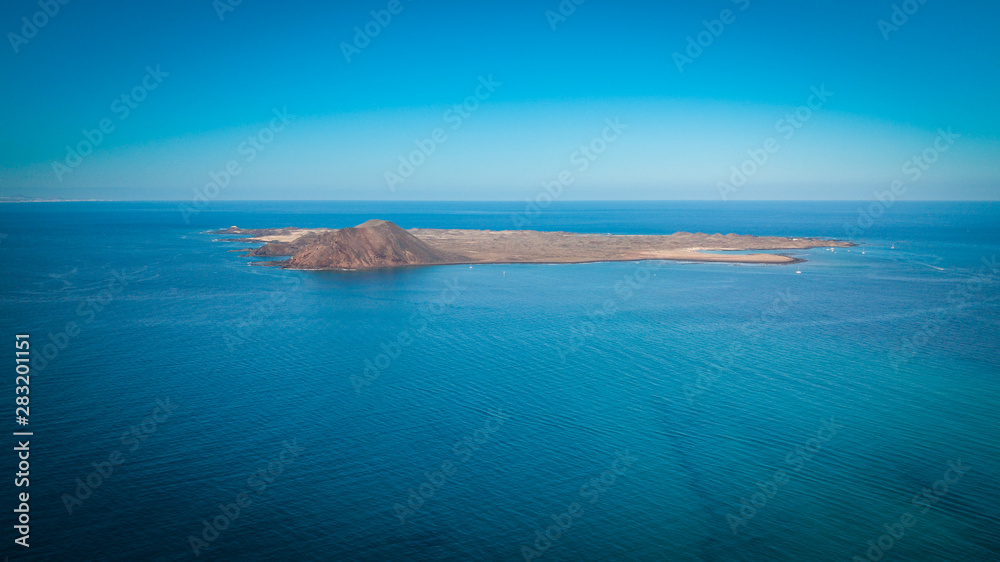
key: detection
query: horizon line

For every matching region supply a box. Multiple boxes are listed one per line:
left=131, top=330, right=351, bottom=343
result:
left=1, top=199, right=997, bottom=204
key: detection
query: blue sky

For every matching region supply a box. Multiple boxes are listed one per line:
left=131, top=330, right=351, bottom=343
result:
left=1, top=0, right=997, bottom=200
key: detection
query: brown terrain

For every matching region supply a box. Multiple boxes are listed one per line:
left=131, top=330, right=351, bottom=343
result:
left=213, top=220, right=854, bottom=270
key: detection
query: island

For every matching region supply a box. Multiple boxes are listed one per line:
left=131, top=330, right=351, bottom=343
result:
left=212, top=219, right=853, bottom=270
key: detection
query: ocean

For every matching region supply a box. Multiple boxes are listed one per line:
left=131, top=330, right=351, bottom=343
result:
left=1, top=201, right=997, bottom=561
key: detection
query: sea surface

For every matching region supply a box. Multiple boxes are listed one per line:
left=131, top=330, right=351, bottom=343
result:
left=0, top=201, right=998, bottom=561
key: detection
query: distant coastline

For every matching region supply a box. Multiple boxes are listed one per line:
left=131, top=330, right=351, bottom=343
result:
left=0, top=198, right=113, bottom=203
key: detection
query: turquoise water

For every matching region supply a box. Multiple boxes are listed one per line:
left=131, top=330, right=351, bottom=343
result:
left=1, top=201, right=998, bottom=561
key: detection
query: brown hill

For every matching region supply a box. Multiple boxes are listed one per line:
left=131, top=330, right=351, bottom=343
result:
left=283, top=220, right=467, bottom=269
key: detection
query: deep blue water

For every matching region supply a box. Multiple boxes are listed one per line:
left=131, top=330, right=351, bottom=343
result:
left=0, top=201, right=998, bottom=561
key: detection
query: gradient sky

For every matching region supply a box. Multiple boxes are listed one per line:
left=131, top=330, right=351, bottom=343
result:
left=1, top=0, right=997, bottom=200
